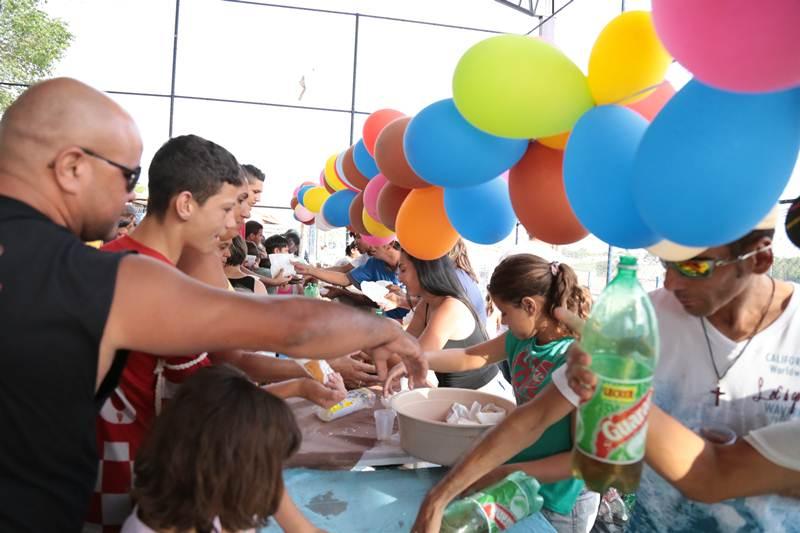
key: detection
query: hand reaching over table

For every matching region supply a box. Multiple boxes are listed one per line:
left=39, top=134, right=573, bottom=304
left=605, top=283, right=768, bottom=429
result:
left=301, top=373, right=346, bottom=408
left=329, top=354, right=381, bottom=389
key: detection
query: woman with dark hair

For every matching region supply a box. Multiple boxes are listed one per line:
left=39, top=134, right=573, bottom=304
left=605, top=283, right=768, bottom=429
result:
left=396, top=250, right=514, bottom=399
left=224, top=236, right=267, bottom=294
left=284, top=230, right=301, bottom=257
left=122, top=364, right=307, bottom=533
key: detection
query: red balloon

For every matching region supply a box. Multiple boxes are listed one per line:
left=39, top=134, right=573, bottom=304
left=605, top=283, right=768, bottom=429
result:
left=509, top=143, right=588, bottom=245
left=626, top=81, right=676, bottom=121
left=342, top=145, right=371, bottom=190
left=348, top=191, right=370, bottom=235
left=374, top=117, right=430, bottom=189
left=363, top=108, right=405, bottom=156
left=377, top=183, right=411, bottom=231
left=290, top=197, right=298, bottom=209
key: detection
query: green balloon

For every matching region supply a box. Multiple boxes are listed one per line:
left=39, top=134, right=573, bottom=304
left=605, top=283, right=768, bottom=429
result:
left=453, top=35, right=594, bottom=139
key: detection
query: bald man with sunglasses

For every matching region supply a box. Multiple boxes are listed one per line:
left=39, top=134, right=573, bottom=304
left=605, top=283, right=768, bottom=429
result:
left=0, top=78, right=425, bottom=532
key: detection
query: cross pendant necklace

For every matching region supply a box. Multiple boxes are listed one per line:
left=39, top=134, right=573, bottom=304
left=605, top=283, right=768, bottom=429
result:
left=701, top=277, right=775, bottom=407
left=709, top=385, right=725, bottom=407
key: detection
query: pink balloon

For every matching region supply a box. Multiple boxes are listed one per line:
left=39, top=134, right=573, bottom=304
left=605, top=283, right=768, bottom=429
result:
left=652, top=0, right=800, bottom=92
left=319, top=171, right=326, bottom=187
left=363, top=173, right=389, bottom=220
left=360, top=234, right=395, bottom=247
left=294, top=204, right=314, bottom=222
left=293, top=181, right=316, bottom=197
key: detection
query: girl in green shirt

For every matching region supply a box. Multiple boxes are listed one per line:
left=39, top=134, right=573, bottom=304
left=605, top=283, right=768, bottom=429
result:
left=387, top=254, right=598, bottom=532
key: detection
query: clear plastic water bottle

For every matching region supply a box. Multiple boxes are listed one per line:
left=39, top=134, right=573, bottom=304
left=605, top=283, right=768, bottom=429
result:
left=441, top=472, right=544, bottom=533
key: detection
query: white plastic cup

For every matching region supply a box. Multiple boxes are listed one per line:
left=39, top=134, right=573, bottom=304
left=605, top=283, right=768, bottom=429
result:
left=374, top=409, right=396, bottom=441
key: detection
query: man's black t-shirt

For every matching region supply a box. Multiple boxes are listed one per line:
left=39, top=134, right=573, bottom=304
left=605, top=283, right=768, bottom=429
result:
left=0, top=196, right=129, bottom=532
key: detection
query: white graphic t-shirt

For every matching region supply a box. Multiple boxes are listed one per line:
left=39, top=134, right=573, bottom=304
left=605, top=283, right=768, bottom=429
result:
left=631, top=285, right=800, bottom=533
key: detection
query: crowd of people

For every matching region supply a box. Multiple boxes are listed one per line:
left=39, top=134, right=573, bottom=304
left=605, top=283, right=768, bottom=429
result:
left=0, top=77, right=798, bottom=533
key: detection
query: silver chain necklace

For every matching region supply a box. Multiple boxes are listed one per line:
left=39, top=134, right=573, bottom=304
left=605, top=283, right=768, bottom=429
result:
left=701, top=277, right=775, bottom=406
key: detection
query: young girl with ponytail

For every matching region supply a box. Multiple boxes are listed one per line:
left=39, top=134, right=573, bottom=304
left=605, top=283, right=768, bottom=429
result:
left=387, top=254, right=598, bottom=532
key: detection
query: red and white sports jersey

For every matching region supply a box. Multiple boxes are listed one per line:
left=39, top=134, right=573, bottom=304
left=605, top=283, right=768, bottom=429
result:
left=84, top=237, right=211, bottom=533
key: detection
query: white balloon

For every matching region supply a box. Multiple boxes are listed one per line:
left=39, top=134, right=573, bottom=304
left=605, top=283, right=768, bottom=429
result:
left=335, top=150, right=360, bottom=192
left=315, top=211, right=334, bottom=231
left=647, top=239, right=706, bottom=261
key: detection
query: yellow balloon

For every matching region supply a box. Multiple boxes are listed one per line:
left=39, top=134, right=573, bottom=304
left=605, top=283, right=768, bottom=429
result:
left=362, top=209, right=395, bottom=238
left=588, top=11, right=672, bottom=105
left=303, top=187, right=330, bottom=213
left=324, top=154, right=348, bottom=191
left=539, top=130, right=571, bottom=150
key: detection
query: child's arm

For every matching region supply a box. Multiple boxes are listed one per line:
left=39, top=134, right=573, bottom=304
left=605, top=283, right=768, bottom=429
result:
left=383, top=333, right=508, bottom=395
left=273, top=489, right=328, bottom=533
left=427, top=333, right=509, bottom=372
left=412, top=383, right=575, bottom=533
left=463, top=453, right=574, bottom=495
left=263, top=377, right=345, bottom=408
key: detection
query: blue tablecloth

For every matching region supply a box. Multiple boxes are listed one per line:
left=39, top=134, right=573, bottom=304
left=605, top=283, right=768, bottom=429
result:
left=262, top=467, right=556, bottom=532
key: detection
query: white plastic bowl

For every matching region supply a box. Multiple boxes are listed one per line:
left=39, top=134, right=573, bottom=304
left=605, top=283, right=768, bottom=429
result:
left=390, top=387, right=516, bottom=466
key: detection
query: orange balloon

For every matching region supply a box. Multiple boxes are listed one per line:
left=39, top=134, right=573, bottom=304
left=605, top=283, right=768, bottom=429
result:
left=349, top=191, right=369, bottom=235
left=290, top=197, right=298, bottom=209
left=377, top=183, right=411, bottom=231
left=342, top=145, right=371, bottom=190
left=374, top=117, right=430, bottom=189
left=538, top=130, right=571, bottom=150
left=363, top=108, right=405, bottom=156
left=509, top=143, right=588, bottom=245
left=396, top=187, right=459, bottom=260
left=626, top=81, right=676, bottom=121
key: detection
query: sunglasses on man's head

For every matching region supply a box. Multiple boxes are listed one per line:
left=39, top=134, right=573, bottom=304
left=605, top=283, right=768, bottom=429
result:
left=660, top=245, right=772, bottom=279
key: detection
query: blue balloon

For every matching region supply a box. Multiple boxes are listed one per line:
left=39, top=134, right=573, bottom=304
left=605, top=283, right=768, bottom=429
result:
left=353, top=139, right=379, bottom=179
left=297, top=185, right=315, bottom=206
left=404, top=99, right=528, bottom=188
left=564, top=105, right=658, bottom=249
left=322, top=189, right=357, bottom=228
left=633, top=79, right=800, bottom=247
left=444, top=176, right=516, bottom=244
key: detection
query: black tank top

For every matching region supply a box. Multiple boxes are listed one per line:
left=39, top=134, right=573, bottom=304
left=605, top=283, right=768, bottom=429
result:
left=0, top=196, right=129, bottom=532
left=423, top=302, right=500, bottom=389
left=229, top=275, right=257, bottom=292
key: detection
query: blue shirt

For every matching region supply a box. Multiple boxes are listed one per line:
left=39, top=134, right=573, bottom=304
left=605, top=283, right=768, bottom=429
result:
left=348, top=258, right=408, bottom=320
left=455, top=268, right=487, bottom=325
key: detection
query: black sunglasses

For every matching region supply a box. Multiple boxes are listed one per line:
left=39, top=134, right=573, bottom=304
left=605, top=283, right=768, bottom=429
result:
left=80, top=147, right=141, bottom=192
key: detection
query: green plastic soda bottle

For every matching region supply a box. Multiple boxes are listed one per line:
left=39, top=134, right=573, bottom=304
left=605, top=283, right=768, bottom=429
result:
left=571, top=256, right=659, bottom=494
left=303, top=281, right=320, bottom=299
left=440, top=472, right=544, bottom=533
